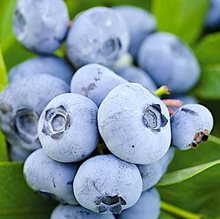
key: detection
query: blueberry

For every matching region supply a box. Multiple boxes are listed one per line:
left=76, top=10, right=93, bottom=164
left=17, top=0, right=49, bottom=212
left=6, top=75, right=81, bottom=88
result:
left=38, top=93, right=99, bottom=163
left=13, top=0, right=69, bottom=54
left=171, top=104, right=214, bottom=150
left=98, top=83, right=171, bottom=165
left=73, top=154, right=142, bottom=214
left=66, top=7, right=129, bottom=67
left=51, top=204, right=116, bottom=219
left=8, top=56, right=73, bottom=84
left=113, top=66, right=157, bottom=92
left=114, top=5, right=156, bottom=58
left=23, top=149, right=78, bottom=205
left=71, top=64, right=127, bottom=106
left=138, top=32, right=200, bottom=93
left=118, top=188, right=160, bottom=219
left=0, top=75, right=69, bottom=151
left=10, top=145, right=31, bottom=161
left=205, top=0, right=220, bottom=30
left=138, top=147, right=175, bottom=191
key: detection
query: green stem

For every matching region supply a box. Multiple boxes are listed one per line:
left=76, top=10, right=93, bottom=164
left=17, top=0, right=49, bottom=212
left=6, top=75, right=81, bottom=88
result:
left=154, top=85, right=170, bottom=97
left=161, top=201, right=203, bottom=219
left=209, top=135, right=220, bottom=145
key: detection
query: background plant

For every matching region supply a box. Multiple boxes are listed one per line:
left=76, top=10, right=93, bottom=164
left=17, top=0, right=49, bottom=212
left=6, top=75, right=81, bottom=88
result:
left=1, top=0, right=220, bottom=218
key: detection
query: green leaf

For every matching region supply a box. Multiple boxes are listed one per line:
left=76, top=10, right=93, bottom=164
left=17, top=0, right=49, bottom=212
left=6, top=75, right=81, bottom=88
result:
left=0, top=47, right=8, bottom=91
left=158, top=159, right=220, bottom=186
left=0, top=0, right=16, bottom=48
left=159, top=163, right=220, bottom=219
left=194, top=33, right=220, bottom=99
left=151, top=0, right=209, bottom=44
left=0, top=132, right=8, bottom=162
left=195, top=65, right=220, bottom=99
left=0, top=47, right=8, bottom=161
left=195, top=33, right=220, bottom=65
left=158, top=140, right=220, bottom=219
left=0, top=162, right=56, bottom=219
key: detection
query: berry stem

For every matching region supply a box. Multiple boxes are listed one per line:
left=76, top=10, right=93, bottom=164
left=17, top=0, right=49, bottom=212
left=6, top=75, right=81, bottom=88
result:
left=209, top=135, right=220, bottom=145
left=154, top=85, right=170, bottom=97
left=161, top=201, right=203, bottom=219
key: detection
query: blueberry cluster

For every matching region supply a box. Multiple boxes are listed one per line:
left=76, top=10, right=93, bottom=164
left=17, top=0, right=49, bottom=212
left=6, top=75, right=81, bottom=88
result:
left=0, top=1, right=215, bottom=219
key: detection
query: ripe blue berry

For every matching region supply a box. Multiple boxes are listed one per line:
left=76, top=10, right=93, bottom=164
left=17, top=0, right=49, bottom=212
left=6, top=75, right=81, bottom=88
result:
left=73, top=154, right=142, bottom=214
left=171, top=104, right=214, bottom=150
left=138, top=147, right=175, bottom=191
left=51, top=204, right=115, bottom=219
left=0, top=75, right=69, bottom=151
left=205, top=0, right=220, bottom=30
left=138, top=32, right=200, bottom=93
left=114, top=5, right=156, bottom=57
left=118, top=188, right=160, bottom=219
left=8, top=56, right=73, bottom=84
left=113, top=66, right=157, bottom=92
left=98, top=83, right=171, bottom=164
left=10, top=145, right=31, bottom=161
left=66, top=7, right=129, bottom=67
left=24, top=149, right=78, bottom=205
left=38, top=93, right=99, bottom=163
left=71, top=64, right=127, bottom=106
left=13, top=0, right=69, bottom=54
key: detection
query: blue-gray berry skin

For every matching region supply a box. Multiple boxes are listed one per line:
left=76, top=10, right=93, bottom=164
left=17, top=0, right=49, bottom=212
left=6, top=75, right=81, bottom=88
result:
left=38, top=93, right=99, bottom=163
left=8, top=56, right=73, bottom=84
left=114, top=6, right=156, bottom=58
left=98, top=83, right=171, bottom=165
left=13, top=0, right=69, bottom=54
left=113, top=66, right=157, bottom=92
left=0, top=75, right=69, bottom=151
left=66, top=7, right=129, bottom=68
left=10, top=145, right=31, bottom=161
left=138, top=147, right=175, bottom=191
left=205, top=0, right=220, bottom=30
left=118, top=188, right=160, bottom=219
left=23, top=149, right=78, bottom=205
left=51, top=204, right=116, bottom=219
left=171, top=104, right=214, bottom=150
left=73, top=154, right=142, bottom=214
left=71, top=64, right=127, bottom=106
left=138, top=32, right=200, bottom=93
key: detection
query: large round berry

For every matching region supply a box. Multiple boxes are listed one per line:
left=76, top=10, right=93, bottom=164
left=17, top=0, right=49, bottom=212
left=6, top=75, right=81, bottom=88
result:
left=0, top=75, right=69, bottom=151
left=205, top=0, right=220, bottom=30
left=23, top=149, right=78, bottom=205
left=38, top=93, right=99, bottom=162
left=66, top=7, right=129, bottom=67
left=9, top=145, right=31, bottom=161
left=171, top=104, right=214, bottom=150
left=138, top=32, right=200, bottom=93
left=98, top=83, right=171, bottom=164
left=13, top=0, right=69, bottom=54
left=8, top=56, right=73, bottom=84
left=113, top=66, right=157, bottom=92
left=51, top=204, right=115, bottom=219
left=114, top=5, right=156, bottom=57
left=118, top=188, right=160, bottom=219
left=138, top=147, right=175, bottom=191
left=73, top=155, right=142, bottom=214
left=71, top=64, right=127, bottom=106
